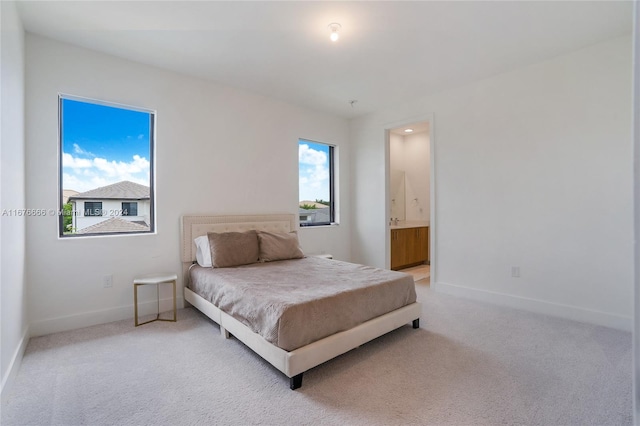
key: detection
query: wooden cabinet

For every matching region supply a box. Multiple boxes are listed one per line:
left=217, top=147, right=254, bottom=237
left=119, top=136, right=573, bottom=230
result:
left=391, top=226, right=429, bottom=270
left=390, top=229, right=408, bottom=270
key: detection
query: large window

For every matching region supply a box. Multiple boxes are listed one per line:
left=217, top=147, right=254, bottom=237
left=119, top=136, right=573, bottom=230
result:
left=298, top=139, right=335, bottom=226
left=59, top=96, right=155, bottom=237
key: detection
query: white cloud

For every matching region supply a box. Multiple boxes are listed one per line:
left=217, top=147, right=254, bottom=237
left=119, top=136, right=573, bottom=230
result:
left=73, top=143, right=95, bottom=157
left=63, top=153, right=92, bottom=169
left=62, top=153, right=150, bottom=192
left=93, top=155, right=149, bottom=177
left=299, top=144, right=329, bottom=202
left=299, top=144, right=326, bottom=166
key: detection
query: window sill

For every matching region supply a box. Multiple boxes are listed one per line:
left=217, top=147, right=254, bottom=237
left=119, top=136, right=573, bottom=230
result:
left=299, top=223, right=339, bottom=229
left=59, top=230, right=157, bottom=240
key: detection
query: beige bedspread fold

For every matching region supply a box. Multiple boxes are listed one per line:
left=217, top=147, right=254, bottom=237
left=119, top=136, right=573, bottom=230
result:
left=189, top=257, right=417, bottom=351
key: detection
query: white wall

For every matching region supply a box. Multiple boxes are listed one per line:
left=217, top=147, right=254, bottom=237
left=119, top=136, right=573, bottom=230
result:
left=0, top=0, right=28, bottom=404
left=351, top=35, right=633, bottom=330
left=389, top=133, right=405, bottom=220
left=25, top=34, right=350, bottom=336
left=403, top=131, right=430, bottom=222
left=389, top=131, right=430, bottom=222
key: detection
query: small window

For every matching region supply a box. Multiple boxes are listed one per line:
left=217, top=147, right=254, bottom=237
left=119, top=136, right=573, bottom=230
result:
left=84, top=202, right=103, bottom=216
left=59, top=95, right=155, bottom=237
left=122, top=202, right=138, bottom=216
left=298, top=139, right=335, bottom=226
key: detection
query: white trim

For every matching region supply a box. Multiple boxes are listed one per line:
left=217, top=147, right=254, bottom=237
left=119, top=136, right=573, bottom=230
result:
left=428, top=117, right=436, bottom=282
left=0, top=326, right=30, bottom=406
left=434, top=281, right=632, bottom=332
left=298, top=223, right=340, bottom=229
left=58, top=230, right=158, bottom=241
left=29, top=297, right=184, bottom=337
left=58, top=93, right=155, bottom=114
left=385, top=128, right=391, bottom=268
left=632, top=1, right=640, bottom=424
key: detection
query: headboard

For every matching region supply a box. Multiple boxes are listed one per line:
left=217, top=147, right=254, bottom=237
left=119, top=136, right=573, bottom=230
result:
left=180, top=213, right=297, bottom=264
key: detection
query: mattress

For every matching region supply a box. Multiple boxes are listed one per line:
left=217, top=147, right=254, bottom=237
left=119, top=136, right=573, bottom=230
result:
left=189, top=257, right=417, bottom=351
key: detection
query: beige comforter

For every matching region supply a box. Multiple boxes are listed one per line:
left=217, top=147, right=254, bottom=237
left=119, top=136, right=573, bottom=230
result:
left=189, top=257, right=417, bottom=351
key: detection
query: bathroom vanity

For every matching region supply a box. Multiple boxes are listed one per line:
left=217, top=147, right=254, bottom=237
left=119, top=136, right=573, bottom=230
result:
left=390, top=222, right=429, bottom=271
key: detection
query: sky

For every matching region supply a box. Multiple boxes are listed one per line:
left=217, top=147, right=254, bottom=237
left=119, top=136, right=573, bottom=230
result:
left=299, top=140, right=330, bottom=203
left=61, top=98, right=151, bottom=193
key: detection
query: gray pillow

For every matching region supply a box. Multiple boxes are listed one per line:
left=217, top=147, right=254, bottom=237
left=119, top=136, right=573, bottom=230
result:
left=208, top=230, right=259, bottom=268
left=257, top=231, right=304, bottom=262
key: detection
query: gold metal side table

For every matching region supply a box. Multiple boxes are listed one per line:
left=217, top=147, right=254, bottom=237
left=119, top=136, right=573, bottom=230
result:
left=133, top=273, right=178, bottom=326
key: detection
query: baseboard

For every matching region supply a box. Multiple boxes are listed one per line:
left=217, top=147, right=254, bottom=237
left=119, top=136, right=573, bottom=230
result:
left=433, top=281, right=632, bottom=332
left=29, top=296, right=185, bottom=337
left=1, top=325, right=30, bottom=407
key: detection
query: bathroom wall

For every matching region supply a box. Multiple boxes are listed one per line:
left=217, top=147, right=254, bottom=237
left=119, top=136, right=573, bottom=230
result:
left=403, top=131, right=430, bottom=222
left=389, top=130, right=430, bottom=222
left=389, top=133, right=406, bottom=220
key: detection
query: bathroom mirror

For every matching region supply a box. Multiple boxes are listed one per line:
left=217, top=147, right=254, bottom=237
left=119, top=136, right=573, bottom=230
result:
left=390, top=170, right=406, bottom=221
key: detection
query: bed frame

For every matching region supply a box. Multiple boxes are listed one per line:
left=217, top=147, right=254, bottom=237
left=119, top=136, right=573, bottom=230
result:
left=180, top=214, right=422, bottom=389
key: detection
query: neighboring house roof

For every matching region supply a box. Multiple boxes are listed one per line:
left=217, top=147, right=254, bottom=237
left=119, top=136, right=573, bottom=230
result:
left=62, top=189, right=79, bottom=204
left=299, top=207, right=330, bottom=223
left=75, top=217, right=150, bottom=234
left=69, top=181, right=150, bottom=201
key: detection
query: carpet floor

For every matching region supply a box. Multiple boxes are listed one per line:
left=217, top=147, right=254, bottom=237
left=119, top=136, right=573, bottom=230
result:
left=2, top=285, right=632, bottom=425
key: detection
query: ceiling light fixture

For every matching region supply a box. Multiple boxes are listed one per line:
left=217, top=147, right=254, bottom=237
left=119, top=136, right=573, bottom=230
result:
left=328, top=23, right=341, bottom=42
left=404, top=128, right=414, bottom=133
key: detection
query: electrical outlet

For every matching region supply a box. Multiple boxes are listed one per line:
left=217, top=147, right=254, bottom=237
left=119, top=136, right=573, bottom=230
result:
left=511, top=266, right=520, bottom=278
left=103, top=274, right=113, bottom=288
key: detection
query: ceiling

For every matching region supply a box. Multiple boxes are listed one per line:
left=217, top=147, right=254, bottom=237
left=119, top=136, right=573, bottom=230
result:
left=16, top=1, right=633, bottom=119
left=390, top=122, right=429, bottom=136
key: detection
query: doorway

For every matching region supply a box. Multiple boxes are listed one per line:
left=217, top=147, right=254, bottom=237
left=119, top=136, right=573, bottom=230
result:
left=386, top=116, right=434, bottom=287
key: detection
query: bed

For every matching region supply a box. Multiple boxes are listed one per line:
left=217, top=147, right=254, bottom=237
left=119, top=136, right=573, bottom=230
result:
left=180, top=214, right=422, bottom=389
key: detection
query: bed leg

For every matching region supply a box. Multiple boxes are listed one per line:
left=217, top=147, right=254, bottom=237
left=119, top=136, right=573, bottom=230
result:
left=220, top=326, right=230, bottom=339
left=413, top=319, right=420, bottom=329
left=290, top=373, right=303, bottom=390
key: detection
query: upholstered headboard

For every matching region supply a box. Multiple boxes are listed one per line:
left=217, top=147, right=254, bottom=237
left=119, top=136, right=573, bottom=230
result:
left=180, top=214, right=297, bottom=264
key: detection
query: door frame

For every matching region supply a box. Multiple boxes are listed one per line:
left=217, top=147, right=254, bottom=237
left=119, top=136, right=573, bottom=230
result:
left=384, top=113, right=436, bottom=283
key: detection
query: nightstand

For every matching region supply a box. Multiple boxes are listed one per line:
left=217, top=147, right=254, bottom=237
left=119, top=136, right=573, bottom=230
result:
left=133, top=273, right=177, bottom=326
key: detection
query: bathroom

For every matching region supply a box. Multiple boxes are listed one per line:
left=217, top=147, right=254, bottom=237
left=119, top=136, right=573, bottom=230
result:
left=388, top=121, right=431, bottom=284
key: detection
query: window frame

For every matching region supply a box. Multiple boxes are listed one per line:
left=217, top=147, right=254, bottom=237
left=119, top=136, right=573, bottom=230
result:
left=298, top=139, right=336, bottom=227
left=58, top=94, right=156, bottom=238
